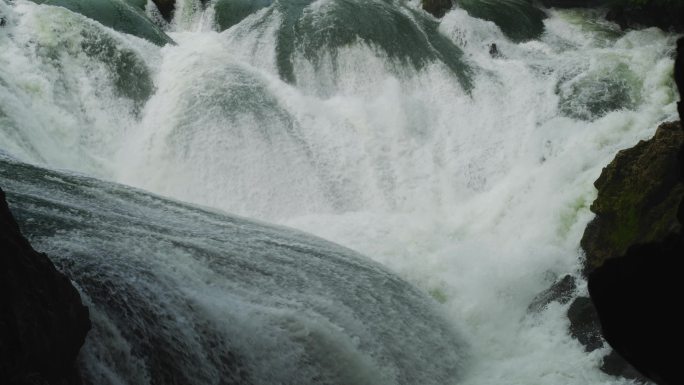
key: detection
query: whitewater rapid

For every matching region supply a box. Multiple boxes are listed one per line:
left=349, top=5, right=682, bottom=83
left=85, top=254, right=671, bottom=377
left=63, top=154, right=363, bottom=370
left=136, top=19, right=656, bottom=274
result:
left=1, top=0, right=678, bottom=384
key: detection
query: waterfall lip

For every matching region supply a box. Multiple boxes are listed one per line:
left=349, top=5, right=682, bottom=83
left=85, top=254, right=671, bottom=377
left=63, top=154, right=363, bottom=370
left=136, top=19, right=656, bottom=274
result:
left=0, top=155, right=467, bottom=385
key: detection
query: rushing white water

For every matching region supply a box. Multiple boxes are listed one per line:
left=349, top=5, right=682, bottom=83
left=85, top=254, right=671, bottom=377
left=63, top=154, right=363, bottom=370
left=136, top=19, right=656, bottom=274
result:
left=1, top=0, right=679, bottom=384
left=1, top=157, right=465, bottom=385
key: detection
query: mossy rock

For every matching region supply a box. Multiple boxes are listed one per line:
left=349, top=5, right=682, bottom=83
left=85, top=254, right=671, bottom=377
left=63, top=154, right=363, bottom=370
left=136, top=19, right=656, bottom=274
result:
left=580, top=121, right=684, bottom=274
left=31, top=0, right=174, bottom=46
left=214, top=0, right=273, bottom=32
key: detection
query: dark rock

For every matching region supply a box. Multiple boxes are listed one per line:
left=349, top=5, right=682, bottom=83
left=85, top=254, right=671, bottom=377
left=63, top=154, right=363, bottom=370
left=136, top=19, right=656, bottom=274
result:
left=589, top=229, right=683, bottom=385
left=566, top=297, right=646, bottom=381
left=152, top=0, right=212, bottom=21
left=576, top=118, right=683, bottom=383
left=151, top=0, right=175, bottom=21
left=489, top=43, right=500, bottom=58
left=566, top=296, right=603, bottom=351
left=676, top=38, right=684, bottom=122
left=527, top=274, right=576, bottom=313
left=605, top=1, right=684, bottom=33
left=0, top=187, right=91, bottom=385
left=601, top=350, right=651, bottom=381
left=580, top=121, right=684, bottom=275
left=586, top=103, right=684, bottom=384
left=421, top=0, right=452, bottom=18
left=566, top=37, right=684, bottom=385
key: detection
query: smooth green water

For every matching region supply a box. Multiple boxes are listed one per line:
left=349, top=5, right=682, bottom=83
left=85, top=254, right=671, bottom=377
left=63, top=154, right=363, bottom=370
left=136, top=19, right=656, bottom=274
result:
left=269, top=0, right=472, bottom=87
left=458, top=0, right=546, bottom=42
left=30, top=0, right=173, bottom=45
left=0, top=156, right=464, bottom=385
left=214, top=0, right=274, bottom=31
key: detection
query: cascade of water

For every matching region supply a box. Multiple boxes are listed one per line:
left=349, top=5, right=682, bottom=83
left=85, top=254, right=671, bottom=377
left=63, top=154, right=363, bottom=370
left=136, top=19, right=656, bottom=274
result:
left=1, top=1, right=678, bottom=384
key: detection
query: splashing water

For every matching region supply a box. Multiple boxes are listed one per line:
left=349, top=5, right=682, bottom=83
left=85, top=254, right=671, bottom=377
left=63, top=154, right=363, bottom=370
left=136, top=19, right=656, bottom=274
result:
left=0, top=0, right=678, bottom=384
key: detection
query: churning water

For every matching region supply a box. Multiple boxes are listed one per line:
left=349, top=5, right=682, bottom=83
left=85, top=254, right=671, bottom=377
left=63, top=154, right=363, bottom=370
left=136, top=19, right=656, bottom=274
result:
left=0, top=0, right=678, bottom=384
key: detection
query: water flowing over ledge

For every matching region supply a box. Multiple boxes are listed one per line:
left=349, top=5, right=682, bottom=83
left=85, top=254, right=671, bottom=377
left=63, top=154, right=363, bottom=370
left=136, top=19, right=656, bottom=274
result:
left=0, top=0, right=681, bottom=384
left=1, top=157, right=465, bottom=385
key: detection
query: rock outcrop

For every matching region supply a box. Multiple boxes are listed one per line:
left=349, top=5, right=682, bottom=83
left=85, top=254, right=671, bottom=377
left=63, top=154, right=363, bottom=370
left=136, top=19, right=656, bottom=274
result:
left=580, top=121, right=684, bottom=275
left=564, top=120, right=683, bottom=382
left=422, top=0, right=453, bottom=18
left=676, top=38, right=684, bottom=122
left=589, top=224, right=682, bottom=385
left=0, top=188, right=91, bottom=385
left=527, top=274, right=576, bottom=313
left=605, top=1, right=684, bottom=33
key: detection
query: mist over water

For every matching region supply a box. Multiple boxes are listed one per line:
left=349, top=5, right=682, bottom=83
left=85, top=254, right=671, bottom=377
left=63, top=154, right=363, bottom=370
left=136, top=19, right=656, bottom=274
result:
left=0, top=0, right=678, bottom=384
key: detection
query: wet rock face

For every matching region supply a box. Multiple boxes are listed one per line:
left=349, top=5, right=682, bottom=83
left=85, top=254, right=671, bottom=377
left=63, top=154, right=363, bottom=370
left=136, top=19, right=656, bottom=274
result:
left=566, top=296, right=603, bottom=351
left=151, top=0, right=212, bottom=22
left=527, top=274, right=576, bottom=313
left=588, top=229, right=683, bottom=385
left=580, top=121, right=684, bottom=275
left=0, top=188, right=90, bottom=385
left=152, top=0, right=175, bottom=21
left=421, top=0, right=452, bottom=18
left=606, top=1, right=684, bottom=33
left=675, top=38, right=684, bottom=122
left=567, top=42, right=684, bottom=379
left=565, top=294, right=645, bottom=380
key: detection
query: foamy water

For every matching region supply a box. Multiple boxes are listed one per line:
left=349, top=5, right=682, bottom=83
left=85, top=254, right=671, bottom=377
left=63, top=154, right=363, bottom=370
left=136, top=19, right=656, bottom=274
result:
left=1, top=0, right=677, bottom=384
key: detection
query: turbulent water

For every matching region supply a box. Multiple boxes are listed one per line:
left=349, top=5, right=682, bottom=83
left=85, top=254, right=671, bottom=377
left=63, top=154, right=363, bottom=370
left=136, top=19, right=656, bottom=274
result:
left=0, top=0, right=679, bottom=384
left=0, top=157, right=464, bottom=385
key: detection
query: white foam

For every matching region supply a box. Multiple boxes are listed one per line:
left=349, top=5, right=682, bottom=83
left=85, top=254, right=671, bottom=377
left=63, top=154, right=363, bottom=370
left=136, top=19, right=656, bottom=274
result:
left=1, top=2, right=677, bottom=384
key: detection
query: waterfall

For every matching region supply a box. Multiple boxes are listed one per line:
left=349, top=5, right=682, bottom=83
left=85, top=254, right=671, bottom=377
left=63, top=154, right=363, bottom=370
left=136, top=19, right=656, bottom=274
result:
left=0, top=0, right=677, bottom=384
